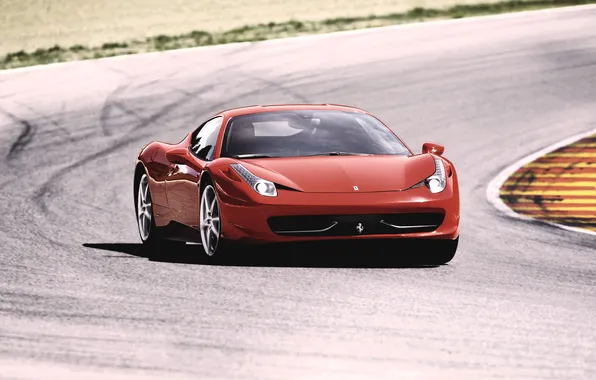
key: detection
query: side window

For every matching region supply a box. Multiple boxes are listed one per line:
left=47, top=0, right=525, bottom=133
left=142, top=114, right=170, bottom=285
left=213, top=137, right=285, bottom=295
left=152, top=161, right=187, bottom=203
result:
left=190, top=116, right=223, bottom=161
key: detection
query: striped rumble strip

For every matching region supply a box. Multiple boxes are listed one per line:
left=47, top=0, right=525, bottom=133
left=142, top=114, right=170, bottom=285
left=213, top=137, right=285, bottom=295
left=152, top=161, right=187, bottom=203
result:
left=500, top=134, right=596, bottom=233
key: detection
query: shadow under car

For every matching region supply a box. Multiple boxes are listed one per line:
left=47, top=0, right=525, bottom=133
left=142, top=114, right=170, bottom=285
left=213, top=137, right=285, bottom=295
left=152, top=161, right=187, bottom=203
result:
left=82, top=239, right=448, bottom=268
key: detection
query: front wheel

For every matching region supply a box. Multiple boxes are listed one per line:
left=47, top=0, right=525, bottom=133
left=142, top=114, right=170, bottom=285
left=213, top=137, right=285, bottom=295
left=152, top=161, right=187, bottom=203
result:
left=199, top=182, right=233, bottom=257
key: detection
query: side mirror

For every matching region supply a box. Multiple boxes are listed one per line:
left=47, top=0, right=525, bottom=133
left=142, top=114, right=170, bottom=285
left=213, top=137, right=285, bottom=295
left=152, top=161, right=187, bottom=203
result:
left=165, top=147, right=192, bottom=165
left=422, top=142, right=444, bottom=156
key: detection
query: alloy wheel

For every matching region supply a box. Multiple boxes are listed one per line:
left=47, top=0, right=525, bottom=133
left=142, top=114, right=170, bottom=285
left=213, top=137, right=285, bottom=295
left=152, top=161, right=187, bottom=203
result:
left=137, top=174, right=152, bottom=241
left=200, top=185, right=221, bottom=256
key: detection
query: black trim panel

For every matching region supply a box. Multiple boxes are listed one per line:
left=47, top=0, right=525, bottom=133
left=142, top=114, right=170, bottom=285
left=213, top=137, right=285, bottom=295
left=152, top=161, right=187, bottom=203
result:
left=267, top=213, right=445, bottom=236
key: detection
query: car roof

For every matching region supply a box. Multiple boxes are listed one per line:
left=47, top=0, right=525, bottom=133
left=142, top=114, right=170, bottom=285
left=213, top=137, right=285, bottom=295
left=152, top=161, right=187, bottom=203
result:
left=217, top=104, right=370, bottom=118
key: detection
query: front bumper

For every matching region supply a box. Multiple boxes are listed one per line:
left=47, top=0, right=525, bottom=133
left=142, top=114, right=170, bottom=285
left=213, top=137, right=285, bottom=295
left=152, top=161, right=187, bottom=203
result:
left=217, top=184, right=460, bottom=244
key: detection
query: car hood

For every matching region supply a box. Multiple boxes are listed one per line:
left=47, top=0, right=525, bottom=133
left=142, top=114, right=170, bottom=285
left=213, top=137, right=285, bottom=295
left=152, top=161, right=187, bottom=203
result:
left=239, top=154, right=437, bottom=193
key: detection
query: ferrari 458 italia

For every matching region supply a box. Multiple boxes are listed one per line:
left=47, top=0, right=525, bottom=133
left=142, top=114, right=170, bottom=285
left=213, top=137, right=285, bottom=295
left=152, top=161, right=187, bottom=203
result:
left=134, top=104, right=460, bottom=263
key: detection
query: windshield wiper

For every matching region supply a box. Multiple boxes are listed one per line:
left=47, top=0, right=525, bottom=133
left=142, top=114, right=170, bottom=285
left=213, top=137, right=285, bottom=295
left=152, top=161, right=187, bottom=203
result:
left=231, top=154, right=274, bottom=159
left=307, top=152, right=373, bottom=156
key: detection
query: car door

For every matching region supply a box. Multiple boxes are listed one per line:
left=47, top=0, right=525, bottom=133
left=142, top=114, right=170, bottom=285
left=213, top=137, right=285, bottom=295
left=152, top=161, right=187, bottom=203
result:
left=165, top=116, right=223, bottom=229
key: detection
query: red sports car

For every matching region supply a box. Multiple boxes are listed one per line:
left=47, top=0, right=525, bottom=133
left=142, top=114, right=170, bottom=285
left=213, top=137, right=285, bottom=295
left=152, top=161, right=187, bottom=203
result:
left=134, top=104, right=460, bottom=263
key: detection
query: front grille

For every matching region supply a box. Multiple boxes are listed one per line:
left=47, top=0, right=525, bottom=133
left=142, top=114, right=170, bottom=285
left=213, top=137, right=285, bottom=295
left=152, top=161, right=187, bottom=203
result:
left=267, top=213, right=445, bottom=236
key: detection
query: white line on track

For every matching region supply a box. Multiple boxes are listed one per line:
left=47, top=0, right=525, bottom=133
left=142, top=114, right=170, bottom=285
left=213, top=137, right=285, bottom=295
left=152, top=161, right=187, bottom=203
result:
left=486, top=127, right=596, bottom=237
left=2, top=4, right=596, bottom=75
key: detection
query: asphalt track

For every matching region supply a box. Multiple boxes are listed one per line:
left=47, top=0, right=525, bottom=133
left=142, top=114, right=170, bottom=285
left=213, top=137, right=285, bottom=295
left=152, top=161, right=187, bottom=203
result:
left=1, top=6, right=596, bottom=380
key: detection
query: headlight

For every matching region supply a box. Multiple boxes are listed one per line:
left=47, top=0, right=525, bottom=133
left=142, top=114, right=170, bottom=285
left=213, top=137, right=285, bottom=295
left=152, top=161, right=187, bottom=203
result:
left=409, top=158, right=447, bottom=194
left=230, top=163, right=277, bottom=197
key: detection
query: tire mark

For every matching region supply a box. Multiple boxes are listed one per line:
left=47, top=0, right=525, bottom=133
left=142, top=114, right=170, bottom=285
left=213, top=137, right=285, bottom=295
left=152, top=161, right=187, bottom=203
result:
left=31, top=75, right=257, bottom=213
left=97, top=68, right=174, bottom=136
left=11, top=100, right=73, bottom=140
left=8, top=121, right=34, bottom=159
left=30, top=64, right=321, bottom=214
left=0, top=93, right=17, bottom=100
left=237, top=71, right=311, bottom=104
left=32, top=134, right=144, bottom=213
left=0, top=109, right=37, bottom=161
left=99, top=82, right=136, bottom=137
left=98, top=68, right=222, bottom=137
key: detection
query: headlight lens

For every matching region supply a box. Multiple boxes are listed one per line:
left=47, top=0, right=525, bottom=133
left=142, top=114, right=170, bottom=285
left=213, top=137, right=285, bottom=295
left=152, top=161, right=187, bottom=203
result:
left=410, top=158, right=447, bottom=193
left=230, top=163, right=277, bottom=197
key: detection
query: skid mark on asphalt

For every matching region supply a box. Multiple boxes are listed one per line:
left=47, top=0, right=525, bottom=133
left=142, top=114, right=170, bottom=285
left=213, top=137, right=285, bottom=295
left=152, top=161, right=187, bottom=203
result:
left=0, top=108, right=37, bottom=161
left=31, top=82, right=220, bottom=212
left=11, top=100, right=73, bottom=140
left=30, top=71, right=313, bottom=215
left=500, top=134, right=596, bottom=233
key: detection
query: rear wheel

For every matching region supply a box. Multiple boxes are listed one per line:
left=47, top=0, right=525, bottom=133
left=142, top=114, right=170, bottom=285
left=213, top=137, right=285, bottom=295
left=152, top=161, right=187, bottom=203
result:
left=136, top=173, right=185, bottom=250
left=422, top=236, right=459, bottom=265
left=199, top=182, right=233, bottom=257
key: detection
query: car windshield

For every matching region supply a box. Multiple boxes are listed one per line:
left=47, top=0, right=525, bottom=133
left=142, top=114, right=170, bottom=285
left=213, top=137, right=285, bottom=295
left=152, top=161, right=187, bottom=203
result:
left=221, top=110, right=411, bottom=158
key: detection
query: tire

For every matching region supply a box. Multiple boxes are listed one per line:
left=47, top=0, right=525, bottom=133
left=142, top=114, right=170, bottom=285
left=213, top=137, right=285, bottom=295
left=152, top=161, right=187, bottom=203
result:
left=422, top=236, right=459, bottom=265
left=135, top=172, right=185, bottom=250
left=199, top=180, right=233, bottom=258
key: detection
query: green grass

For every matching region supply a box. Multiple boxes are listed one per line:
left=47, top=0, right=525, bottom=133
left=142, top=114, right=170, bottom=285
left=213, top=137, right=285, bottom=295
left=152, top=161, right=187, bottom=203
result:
left=0, top=0, right=518, bottom=55
left=1, top=0, right=593, bottom=70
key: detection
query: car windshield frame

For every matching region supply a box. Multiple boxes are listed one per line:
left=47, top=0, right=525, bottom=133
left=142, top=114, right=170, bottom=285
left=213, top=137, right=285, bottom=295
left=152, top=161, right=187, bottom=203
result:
left=219, top=110, right=412, bottom=159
